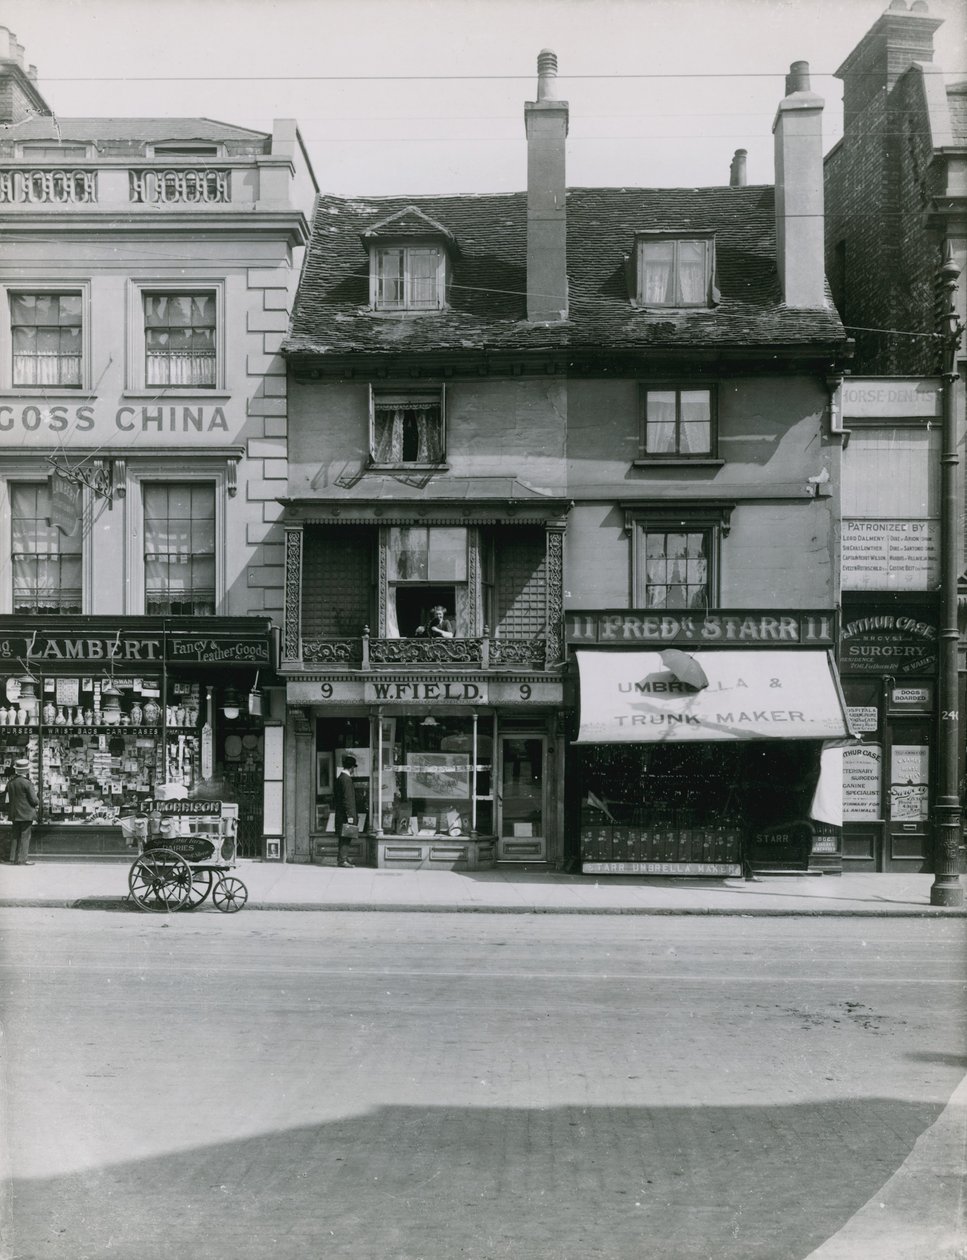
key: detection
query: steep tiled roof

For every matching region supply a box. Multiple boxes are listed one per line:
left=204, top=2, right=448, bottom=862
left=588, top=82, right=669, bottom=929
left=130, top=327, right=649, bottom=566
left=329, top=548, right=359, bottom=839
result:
left=287, top=186, right=846, bottom=358
left=10, top=117, right=270, bottom=144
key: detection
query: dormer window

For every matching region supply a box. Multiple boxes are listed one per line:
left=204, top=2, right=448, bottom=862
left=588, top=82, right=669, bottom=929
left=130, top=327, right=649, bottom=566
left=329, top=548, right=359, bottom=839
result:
left=361, top=206, right=456, bottom=313
left=372, top=246, right=446, bottom=311
left=635, top=235, right=715, bottom=308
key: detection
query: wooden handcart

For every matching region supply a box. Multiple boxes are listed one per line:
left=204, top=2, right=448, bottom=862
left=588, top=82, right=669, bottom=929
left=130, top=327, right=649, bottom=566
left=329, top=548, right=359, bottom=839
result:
left=123, top=800, right=248, bottom=913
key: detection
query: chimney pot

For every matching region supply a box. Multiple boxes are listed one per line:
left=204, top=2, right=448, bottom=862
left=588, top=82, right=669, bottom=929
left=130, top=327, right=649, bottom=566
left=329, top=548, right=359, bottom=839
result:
left=785, top=60, right=811, bottom=95
left=909, top=1, right=929, bottom=11
left=729, top=148, right=748, bottom=187
left=537, top=48, right=558, bottom=102
left=888, top=0, right=908, bottom=10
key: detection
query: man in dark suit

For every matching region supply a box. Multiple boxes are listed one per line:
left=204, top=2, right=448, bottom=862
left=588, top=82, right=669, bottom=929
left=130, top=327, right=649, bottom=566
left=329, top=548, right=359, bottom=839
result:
left=4, top=758, right=38, bottom=865
left=334, top=752, right=359, bottom=868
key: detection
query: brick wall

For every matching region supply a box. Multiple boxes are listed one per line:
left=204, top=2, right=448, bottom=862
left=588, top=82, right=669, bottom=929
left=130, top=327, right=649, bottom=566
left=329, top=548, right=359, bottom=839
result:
left=826, top=67, right=944, bottom=376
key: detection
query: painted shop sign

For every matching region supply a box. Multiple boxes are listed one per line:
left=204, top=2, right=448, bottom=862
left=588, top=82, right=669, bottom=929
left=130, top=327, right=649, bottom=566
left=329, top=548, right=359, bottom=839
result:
left=566, top=610, right=836, bottom=646
left=287, top=677, right=560, bottom=706
left=365, top=679, right=487, bottom=704
left=839, top=612, right=937, bottom=676
left=841, top=379, right=940, bottom=419
left=841, top=520, right=939, bottom=591
left=0, top=633, right=267, bottom=666
left=0, top=401, right=240, bottom=445
left=843, top=744, right=882, bottom=821
left=584, top=862, right=743, bottom=877
left=168, top=635, right=269, bottom=665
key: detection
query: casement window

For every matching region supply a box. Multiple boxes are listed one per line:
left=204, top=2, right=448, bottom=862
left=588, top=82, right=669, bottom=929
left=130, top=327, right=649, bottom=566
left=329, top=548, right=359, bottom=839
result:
left=371, top=246, right=446, bottom=311
left=640, top=387, right=715, bottom=458
left=143, top=482, right=216, bottom=615
left=370, top=388, right=445, bottom=466
left=385, top=525, right=469, bottom=637
left=10, top=482, right=82, bottom=614
left=10, top=292, right=82, bottom=388
left=143, top=291, right=216, bottom=388
left=626, top=506, right=731, bottom=611
left=640, top=528, right=711, bottom=609
left=637, top=237, right=714, bottom=307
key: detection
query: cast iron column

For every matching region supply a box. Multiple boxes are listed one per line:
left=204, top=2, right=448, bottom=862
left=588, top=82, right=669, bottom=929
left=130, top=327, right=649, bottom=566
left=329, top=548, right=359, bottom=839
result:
left=931, top=246, right=965, bottom=907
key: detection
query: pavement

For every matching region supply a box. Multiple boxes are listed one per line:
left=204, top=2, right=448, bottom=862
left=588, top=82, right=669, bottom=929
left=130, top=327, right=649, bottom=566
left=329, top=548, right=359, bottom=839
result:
left=1, top=858, right=965, bottom=915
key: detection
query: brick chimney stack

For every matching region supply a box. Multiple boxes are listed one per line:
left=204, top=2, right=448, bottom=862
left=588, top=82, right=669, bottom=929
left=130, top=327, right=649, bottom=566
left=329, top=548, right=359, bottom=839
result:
left=525, top=49, right=569, bottom=322
left=835, top=0, right=943, bottom=131
left=0, top=26, right=51, bottom=123
left=772, top=61, right=826, bottom=308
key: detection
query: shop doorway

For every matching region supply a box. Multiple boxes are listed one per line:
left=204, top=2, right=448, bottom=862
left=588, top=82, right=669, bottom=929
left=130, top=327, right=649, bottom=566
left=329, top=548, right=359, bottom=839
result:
left=497, top=734, right=546, bottom=862
left=841, top=677, right=932, bottom=872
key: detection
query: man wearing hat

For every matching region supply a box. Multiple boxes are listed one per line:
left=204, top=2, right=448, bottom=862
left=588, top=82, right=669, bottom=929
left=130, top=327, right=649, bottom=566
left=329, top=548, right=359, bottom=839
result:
left=333, top=752, right=359, bottom=868
left=5, top=758, right=38, bottom=865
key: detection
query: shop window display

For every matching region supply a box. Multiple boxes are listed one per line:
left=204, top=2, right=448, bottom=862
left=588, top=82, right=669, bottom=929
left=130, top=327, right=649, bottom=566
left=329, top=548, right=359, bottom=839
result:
left=0, top=670, right=263, bottom=851
left=576, top=741, right=823, bottom=867
left=314, top=714, right=494, bottom=838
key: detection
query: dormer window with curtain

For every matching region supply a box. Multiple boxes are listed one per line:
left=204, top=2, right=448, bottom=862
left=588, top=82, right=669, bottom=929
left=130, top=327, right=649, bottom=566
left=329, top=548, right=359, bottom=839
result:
left=633, top=234, right=717, bottom=308
left=361, top=206, right=455, bottom=313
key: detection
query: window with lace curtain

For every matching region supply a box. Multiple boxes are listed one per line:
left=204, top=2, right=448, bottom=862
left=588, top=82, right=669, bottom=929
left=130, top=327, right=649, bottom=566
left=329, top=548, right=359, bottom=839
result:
left=10, top=482, right=82, bottom=614
left=10, top=292, right=82, bottom=388
left=143, top=292, right=216, bottom=388
left=371, top=246, right=445, bottom=310
left=143, top=482, right=215, bottom=615
left=370, top=389, right=445, bottom=466
left=636, top=237, right=714, bottom=307
left=639, top=529, right=711, bottom=610
left=640, top=387, right=715, bottom=458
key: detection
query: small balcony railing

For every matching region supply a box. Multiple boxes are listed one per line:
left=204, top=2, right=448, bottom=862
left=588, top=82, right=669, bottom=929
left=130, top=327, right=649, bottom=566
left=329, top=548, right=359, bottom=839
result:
left=297, top=629, right=549, bottom=670
left=130, top=168, right=231, bottom=205
left=0, top=168, right=97, bottom=204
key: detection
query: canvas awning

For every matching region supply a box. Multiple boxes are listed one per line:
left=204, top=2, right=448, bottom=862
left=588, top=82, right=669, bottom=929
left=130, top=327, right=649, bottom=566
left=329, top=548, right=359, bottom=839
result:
left=574, top=649, right=851, bottom=744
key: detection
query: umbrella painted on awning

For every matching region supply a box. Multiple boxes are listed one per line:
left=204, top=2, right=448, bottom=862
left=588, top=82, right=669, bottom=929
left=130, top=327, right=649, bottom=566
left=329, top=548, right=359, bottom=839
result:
left=658, top=648, right=709, bottom=691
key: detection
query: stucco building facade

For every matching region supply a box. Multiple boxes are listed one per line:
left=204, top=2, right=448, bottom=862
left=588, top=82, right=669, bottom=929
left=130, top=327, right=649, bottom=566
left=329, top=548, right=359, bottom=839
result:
left=0, top=27, right=317, bottom=857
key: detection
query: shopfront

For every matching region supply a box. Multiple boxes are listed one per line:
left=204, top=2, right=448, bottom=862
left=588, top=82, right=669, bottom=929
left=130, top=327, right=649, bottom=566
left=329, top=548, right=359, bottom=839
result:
left=838, top=598, right=939, bottom=871
left=565, top=610, right=851, bottom=875
left=286, top=674, right=563, bottom=868
left=0, top=617, right=277, bottom=858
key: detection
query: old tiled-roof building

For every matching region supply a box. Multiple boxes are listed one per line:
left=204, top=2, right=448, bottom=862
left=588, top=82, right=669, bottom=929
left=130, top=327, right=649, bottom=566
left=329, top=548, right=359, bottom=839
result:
left=281, top=53, right=854, bottom=875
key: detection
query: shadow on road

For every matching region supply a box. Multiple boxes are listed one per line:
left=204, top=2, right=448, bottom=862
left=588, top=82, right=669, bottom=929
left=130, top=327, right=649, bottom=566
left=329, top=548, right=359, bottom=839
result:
left=6, top=1097, right=947, bottom=1260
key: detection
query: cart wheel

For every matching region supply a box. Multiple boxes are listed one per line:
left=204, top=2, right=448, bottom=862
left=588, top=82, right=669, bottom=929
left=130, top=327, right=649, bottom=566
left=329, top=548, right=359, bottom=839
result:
left=129, top=849, right=193, bottom=913
left=183, top=868, right=214, bottom=909
left=212, top=876, right=248, bottom=914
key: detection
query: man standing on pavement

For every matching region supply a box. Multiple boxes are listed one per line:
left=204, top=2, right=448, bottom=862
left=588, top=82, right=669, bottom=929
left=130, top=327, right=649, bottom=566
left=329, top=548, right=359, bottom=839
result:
left=5, top=758, right=38, bottom=865
left=334, top=752, right=359, bottom=869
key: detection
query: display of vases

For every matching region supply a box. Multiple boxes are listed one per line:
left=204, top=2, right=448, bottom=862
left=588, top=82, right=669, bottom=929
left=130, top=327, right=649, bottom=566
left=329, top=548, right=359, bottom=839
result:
left=17, top=706, right=29, bottom=726
left=43, top=701, right=57, bottom=726
left=143, top=700, right=160, bottom=725
left=74, top=707, right=84, bottom=726
left=130, top=702, right=143, bottom=727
